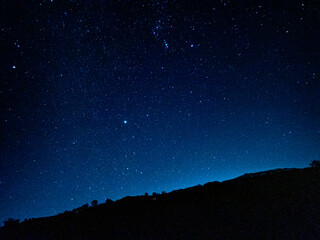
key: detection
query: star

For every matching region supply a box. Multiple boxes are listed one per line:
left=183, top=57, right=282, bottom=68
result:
left=163, top=40, right=169, bottom=49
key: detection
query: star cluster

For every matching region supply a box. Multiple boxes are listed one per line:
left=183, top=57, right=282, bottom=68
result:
left=1, top=0, right=319, bottom=224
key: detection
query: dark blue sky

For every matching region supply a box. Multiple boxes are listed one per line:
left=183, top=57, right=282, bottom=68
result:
left=1, top=0, right=319, bottom=224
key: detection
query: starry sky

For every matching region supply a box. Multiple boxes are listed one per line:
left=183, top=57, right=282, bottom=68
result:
left=1, top=0, right=320, bottom=224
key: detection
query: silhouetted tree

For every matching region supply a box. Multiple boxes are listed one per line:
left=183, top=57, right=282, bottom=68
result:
left=91, top=200, right=98, bottom=207
left=106, top=198, right=113, bottom=204
left=3, top=218, right=20, bottom=228
left=144, top=192, right=148, bottom=197
left=152, top=192, right=158, bottom=197
left=309, top=160, right=320, bottom=168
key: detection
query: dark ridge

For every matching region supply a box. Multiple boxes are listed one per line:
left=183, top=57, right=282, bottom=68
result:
left=1, top=167, right=320, bottom=239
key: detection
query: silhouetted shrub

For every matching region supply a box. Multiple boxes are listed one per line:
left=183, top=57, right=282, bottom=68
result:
left=144, top=192, right=148, bottom=197
left=162, top=191, right=166, bottom=195
left=73, top=203, right=89, bottom=213
left=82, top=203, right=89, bottom=209
left=91, top=200, right=98, bottom=207
left=309, top=160, right=320, bottom=168
left=3, top=218, right=20, bottom=228
left=152, top=192, right=158, bottom=197
left=106, top=198, right=114, bottom=204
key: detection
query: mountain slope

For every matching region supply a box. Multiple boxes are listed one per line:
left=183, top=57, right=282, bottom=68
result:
left=1, top=167, right=320, bottom=239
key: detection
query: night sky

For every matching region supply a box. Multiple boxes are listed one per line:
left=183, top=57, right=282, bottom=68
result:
left=1, top=0, right=320, bottom=224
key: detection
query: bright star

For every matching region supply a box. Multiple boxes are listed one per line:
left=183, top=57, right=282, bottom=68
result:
left=163, top=40, right=169, bottom=49
left=123, top=120, right=127, bottom=124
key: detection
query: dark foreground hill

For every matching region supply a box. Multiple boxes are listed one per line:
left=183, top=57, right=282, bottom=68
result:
left=1, top=167, right=320, bottom=240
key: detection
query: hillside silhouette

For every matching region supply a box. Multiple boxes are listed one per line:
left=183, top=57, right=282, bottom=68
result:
left=1, top=167, right=320, bottom=239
